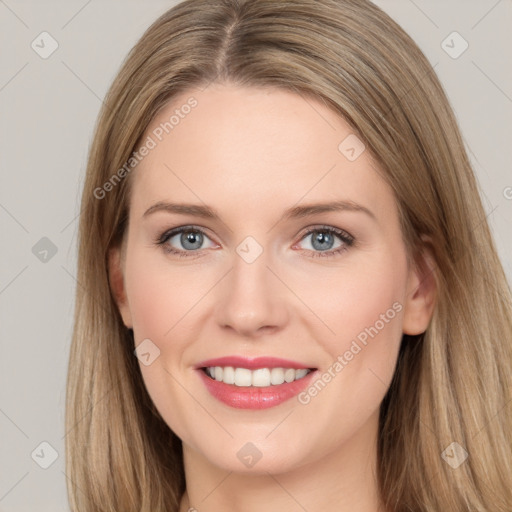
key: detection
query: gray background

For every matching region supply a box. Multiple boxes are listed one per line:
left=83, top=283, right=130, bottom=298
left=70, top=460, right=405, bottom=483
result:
left=0, top=1, right=511, bottom=510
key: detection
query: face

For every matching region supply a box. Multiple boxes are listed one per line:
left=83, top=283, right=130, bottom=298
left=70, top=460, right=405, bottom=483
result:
left=110, top=83, right=434, bottom=475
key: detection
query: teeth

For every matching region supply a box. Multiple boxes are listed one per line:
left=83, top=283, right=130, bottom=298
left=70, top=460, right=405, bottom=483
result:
left=284, top=368, right=295, bottom=383
left=223, top=366, right=235, bottom=384
left=270, top=367, right=285, bottom=385
left=234, top=368, right=252, bottom=387
left=295, top=369, right=309, bottom=379
left=252, top=368, right=270, bottom=387
left=205, top=366, right=312, bottom=387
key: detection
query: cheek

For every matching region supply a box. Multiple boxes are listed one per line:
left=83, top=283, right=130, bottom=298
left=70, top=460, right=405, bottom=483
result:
left=301, top=248, right=407, bottom=349
left=338, top=261, right=405, bottom=352
left=300, top=248, right=407, bottom=400
left=288, top=253, right=407, bottom=455
left=123, top=248, right=201, bottom=441
left=124, top=247, right=202, bottom=340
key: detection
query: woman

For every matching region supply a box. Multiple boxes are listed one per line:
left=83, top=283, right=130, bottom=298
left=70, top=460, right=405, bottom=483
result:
left=65, top=0, right=512, bottom=510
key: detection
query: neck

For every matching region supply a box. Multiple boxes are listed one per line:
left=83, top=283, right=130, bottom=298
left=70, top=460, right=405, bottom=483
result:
left=179, top=410, right=388, bottom=512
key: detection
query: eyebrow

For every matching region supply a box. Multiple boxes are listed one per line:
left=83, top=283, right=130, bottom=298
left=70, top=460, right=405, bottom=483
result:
left=143, top=199, right=376, bottom=221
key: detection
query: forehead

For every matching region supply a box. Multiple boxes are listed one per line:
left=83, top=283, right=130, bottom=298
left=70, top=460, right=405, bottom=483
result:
left=130, top=83, right=395, bottom=223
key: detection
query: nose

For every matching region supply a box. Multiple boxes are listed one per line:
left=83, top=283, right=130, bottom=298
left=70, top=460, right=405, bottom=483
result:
left=214, top=245, right=290, bottom=338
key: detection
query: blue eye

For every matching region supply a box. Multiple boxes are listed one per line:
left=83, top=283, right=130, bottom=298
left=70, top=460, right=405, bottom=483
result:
left=156, top=226, right=216, bottom=257
left=155, top=225, right=354, bottom=259
left=295, top=226, right=354, bottom=258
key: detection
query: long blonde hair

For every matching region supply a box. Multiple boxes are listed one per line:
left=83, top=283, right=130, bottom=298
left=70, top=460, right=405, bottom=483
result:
left=65, top=0, right=512, bottom=510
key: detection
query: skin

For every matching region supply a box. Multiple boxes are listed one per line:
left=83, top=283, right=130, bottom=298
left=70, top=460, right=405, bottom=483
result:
left=109, top=83, right=436, bottom=512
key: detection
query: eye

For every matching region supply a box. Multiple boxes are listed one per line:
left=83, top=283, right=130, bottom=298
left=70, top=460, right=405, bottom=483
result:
left=155, top=226, right=217, bottom=257
left=154, top=224, right=355, bottom=259
left=294, top=225, right=355, bottom=258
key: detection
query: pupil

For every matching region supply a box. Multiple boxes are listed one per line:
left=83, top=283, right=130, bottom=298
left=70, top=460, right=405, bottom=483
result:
left=313, top=231, right=332, bottom=251
left=182, top=231, right=202, bottom=249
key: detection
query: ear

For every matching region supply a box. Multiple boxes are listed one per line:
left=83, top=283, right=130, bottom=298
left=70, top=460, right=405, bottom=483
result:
left=108, top=245, right=133, bottom=329
left=402, top=237, right=437, bottom=335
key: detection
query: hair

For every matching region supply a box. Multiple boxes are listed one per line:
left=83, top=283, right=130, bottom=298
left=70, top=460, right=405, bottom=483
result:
left=65, top=0, right=512, bottom=510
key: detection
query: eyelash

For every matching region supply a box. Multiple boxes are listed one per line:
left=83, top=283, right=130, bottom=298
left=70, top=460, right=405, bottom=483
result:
left=154, top=224, right=355, bottom=259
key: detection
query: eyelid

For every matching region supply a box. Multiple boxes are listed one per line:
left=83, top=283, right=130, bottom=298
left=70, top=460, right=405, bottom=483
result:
left=294, top=224, right=354, bottom=244
left=156, top=224, right=216, bottom=244
left=156, top=225, right=220, bottom=254
left=292, top=224, right=355, bottom=258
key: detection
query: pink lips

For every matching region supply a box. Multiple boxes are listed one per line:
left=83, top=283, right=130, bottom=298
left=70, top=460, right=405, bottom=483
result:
left=196, top=356, right=316, bottom=409
left=196, top=356, right=312, bottom=370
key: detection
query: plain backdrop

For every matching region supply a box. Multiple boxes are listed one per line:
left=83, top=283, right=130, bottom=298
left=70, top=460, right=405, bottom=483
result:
left=1, top=1, right=511, bottom=510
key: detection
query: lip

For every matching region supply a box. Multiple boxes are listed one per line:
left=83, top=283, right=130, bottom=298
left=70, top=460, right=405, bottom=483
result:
left=196, top=356, right=317, bottom=410
left=195, top=356, right=314, bottom=370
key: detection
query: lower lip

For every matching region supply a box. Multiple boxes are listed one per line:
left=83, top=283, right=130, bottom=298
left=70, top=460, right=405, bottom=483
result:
left=198, top=369, right=316, bottom=409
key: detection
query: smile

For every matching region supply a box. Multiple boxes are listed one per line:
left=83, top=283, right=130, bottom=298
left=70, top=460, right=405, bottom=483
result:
left=196, top=356, right=317, bottom=409
left=203, top=366, right=312, bottom=387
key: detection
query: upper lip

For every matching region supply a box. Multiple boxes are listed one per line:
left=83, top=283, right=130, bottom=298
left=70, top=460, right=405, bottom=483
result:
left=195, top=356, right=316, bottom=370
